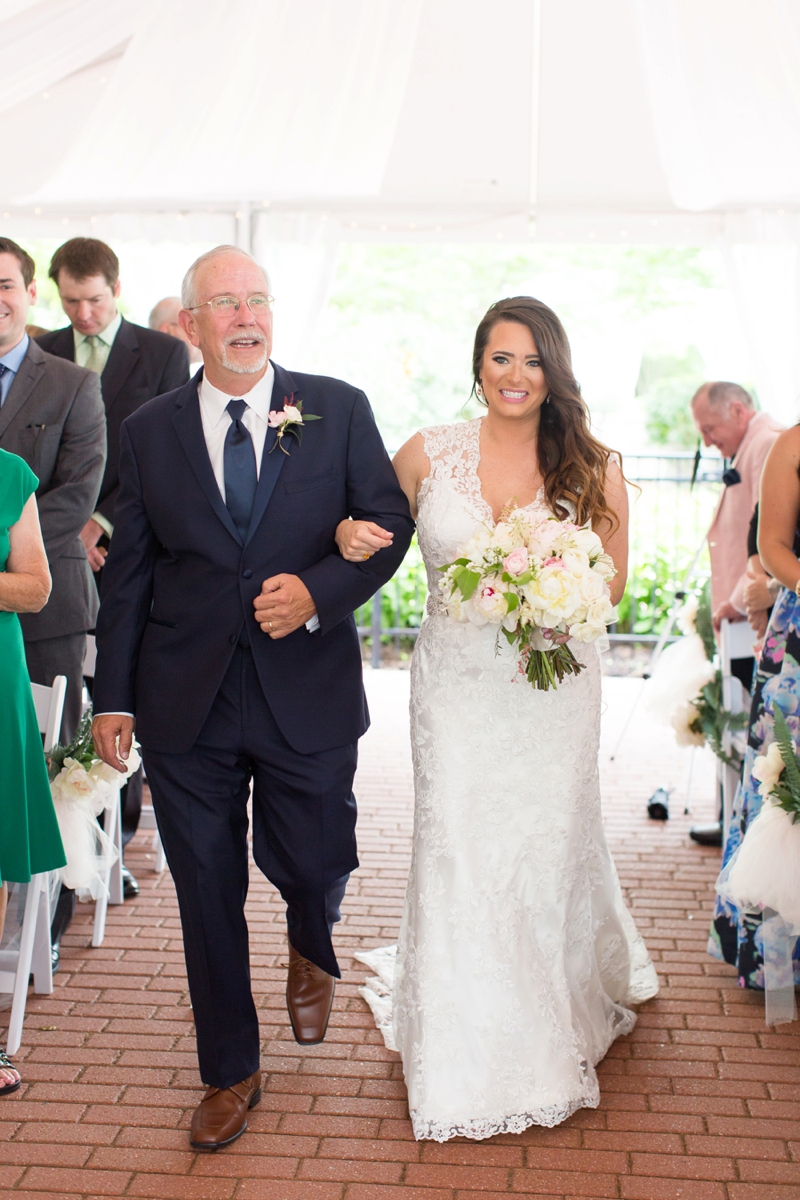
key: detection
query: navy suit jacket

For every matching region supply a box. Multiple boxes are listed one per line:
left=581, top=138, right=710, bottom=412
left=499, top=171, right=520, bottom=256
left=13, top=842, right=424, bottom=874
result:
left=92, top=364, right=414, bottom=755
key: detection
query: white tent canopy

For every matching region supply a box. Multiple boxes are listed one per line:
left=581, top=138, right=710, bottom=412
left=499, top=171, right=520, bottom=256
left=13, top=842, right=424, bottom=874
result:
left=3, top=0, right=800, bottom=417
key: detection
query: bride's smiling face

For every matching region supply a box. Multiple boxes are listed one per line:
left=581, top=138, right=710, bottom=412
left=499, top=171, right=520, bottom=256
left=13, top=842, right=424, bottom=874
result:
left=479, top=321, right=549, bottom=421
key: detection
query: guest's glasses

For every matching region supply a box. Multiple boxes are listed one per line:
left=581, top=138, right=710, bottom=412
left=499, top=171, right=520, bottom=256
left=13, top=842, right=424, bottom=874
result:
left=188, top=294, right=274, bottom=317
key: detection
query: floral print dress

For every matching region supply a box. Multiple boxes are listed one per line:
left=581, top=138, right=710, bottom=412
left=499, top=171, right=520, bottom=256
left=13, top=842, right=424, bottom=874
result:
left=709, top=585, right=800, bottom=987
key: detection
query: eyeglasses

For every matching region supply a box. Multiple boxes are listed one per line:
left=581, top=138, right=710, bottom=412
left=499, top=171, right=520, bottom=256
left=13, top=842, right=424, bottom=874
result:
left=188, top=293, right=274, bottom=316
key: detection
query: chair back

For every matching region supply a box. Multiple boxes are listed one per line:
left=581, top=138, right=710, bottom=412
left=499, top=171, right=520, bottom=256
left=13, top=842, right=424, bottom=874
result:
left=29, top=675, right=67, bottom=753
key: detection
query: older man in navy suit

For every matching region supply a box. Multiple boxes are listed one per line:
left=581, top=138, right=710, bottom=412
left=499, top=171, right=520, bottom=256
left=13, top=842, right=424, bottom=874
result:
left=91, top=245, right=413, bottom=1151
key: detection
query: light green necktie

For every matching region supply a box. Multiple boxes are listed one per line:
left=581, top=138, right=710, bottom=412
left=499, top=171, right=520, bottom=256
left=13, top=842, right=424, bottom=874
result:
left=84, top=335, right=105, bottom=375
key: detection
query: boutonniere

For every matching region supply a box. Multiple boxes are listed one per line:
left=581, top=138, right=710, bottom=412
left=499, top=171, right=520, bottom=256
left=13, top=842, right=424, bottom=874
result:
left=268, top=393, right=321, bottom=455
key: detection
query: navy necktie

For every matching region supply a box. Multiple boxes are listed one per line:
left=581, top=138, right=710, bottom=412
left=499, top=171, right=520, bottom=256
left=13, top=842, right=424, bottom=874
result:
left=0, top=363, right=9, bottom=407
left=224, top=399, right=257, bottom=540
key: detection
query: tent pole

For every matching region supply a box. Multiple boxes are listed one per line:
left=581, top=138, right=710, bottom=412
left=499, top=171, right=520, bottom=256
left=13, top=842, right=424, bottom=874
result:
left=528, top=0, right=542, bottom=236
left=236, top=202, right=252, bottom=253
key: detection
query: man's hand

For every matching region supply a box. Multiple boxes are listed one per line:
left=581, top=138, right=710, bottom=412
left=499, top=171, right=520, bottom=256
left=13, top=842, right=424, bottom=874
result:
left=712, top=600, right=745, bottom=632
left=335, top=519, right=393, bottom=562
left=81, top=518, right=107, bottom=572
left=254, top=574, right=317, bottom=639
left=92, top=714, right=135, bottom=774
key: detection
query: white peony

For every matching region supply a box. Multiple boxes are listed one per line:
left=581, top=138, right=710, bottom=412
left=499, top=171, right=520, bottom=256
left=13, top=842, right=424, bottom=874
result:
left=89, top=759, right=125, bottom=786
left=561, top=549, right=590, bottom=577
left=568, top=620, right=605, bottom=644
left=524, top=564, right=581, bottom=620
left=52, top=758, right=94, bottom=804
left=671, top=702, right=706, bottom=747
left=579, top=570, right=606, bottom=603
left=472, top=582, right=509, bottom=623
left=571, top=526, right=603, bottom=557
left=752, top=740, right=786, bottom=799
left=592, top=553, right=616, bottom=580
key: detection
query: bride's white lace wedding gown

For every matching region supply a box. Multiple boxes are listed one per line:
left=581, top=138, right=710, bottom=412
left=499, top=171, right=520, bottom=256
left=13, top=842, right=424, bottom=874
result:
left=359, top=418, right=659, bottom=1143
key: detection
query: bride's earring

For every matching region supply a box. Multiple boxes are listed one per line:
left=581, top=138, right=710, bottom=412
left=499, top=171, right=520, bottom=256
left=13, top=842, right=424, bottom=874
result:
left=545, top=394, right=551, bottom=405
left=476, top=382, right=484, bottom=399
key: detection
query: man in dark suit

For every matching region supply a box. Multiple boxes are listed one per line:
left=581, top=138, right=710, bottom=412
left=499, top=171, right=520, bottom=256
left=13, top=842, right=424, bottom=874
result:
left=37, top=238, right=190, bottom=892
left=91, top=245, right=414, bottom=1151
left=0, top=237, right=106, bottom=740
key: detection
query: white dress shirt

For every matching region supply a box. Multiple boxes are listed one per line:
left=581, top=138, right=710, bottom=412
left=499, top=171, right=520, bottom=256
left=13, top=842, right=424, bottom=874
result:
left=197, top=363, right=274, bottom=500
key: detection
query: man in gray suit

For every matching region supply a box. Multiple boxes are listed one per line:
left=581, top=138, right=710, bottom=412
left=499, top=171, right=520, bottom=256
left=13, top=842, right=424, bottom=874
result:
left=0, top=237, right=106, bottom=741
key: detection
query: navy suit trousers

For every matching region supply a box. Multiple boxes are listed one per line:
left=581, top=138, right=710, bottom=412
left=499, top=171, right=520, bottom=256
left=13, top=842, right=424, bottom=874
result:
left=143, top=645, right=358, bottom=1089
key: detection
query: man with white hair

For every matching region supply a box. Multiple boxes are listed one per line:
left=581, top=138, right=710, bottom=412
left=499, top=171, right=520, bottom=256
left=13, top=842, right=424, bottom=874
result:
left=90, top=245, right=414, bottom=1151
left=688, top=381, right=782, bottom=845
left=148, top=295, right=203, bottom=366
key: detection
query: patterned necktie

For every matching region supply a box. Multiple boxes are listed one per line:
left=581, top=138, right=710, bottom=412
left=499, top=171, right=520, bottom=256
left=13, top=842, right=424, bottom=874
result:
left=224, top=399, right=258, bottom=540
left=84, top=335, right=105, bottom=375
left=0, top=363, right=8, bottom=407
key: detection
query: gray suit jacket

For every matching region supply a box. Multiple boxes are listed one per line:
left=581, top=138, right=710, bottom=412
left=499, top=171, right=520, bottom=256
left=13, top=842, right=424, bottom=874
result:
left=0, top=339, right=106, bottom=641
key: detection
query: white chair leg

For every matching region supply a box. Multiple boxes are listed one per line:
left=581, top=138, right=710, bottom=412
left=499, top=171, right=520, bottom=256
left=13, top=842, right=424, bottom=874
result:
left=92, top=789, right=121, bottom=948
left=153, top=829, right=166, bottom=874
left=30, top=874, right=54, bottom=995
left=6, top=875, right=44, bottom=1056
left=109, top=793, right=123, bottom=906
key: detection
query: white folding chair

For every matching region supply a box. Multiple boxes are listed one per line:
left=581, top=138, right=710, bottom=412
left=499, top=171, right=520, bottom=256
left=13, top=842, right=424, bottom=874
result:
left=719, top=619, right=755, bottom=854
left=0, top=676, right=66, bottom=1054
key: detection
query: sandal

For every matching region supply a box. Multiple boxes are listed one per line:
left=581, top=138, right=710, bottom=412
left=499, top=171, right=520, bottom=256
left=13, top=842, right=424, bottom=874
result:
left=0, top=1049, right=21, bottom=1097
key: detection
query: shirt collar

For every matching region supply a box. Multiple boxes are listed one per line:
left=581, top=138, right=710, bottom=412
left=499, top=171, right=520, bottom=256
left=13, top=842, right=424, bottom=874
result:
left=73, top=310, right=123, bottom=352
left=0, top=333, right=30, bottom=374
left=197, top=361, right=275, bottom=428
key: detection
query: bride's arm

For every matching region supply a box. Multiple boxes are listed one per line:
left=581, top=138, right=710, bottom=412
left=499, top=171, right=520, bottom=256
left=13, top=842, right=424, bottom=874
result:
left=335, top=432, right=428, bottom=561
left=593, top=459, right=629, bottom=608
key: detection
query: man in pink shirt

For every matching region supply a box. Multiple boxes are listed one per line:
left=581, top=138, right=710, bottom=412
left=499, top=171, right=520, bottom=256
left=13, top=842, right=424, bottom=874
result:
left=688, top=381, right=782, bottom=845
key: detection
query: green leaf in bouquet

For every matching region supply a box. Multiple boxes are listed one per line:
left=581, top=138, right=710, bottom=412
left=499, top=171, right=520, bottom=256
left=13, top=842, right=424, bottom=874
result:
left=454, top=568, right=480, bottom=600
left=773, top=706, right=800, bottom=796
left=505, top=592, right=519, bottom=612
left=48, top=707, right=95, bottom=780
left=501, top=626, right=516, bottom=644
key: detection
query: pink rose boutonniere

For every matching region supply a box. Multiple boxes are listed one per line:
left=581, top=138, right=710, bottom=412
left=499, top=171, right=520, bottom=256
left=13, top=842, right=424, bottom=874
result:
left=268, top=393, right=321, bottom=455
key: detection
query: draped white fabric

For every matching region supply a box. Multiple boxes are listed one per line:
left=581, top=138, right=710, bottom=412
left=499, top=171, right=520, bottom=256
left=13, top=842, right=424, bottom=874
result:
left=0, top=0, right=137, bottom=115
left=28, top=0, right=424, bottom=206
left=2, top=0, right=800, bottom=395
left=632, top=0, right=800, bottom=212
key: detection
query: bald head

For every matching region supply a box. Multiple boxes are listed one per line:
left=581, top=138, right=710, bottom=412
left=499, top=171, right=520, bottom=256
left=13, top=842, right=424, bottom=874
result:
left=149, top=294, right=202, bottom=362
left=691, top=381, right=755, bottom=458
left=180, top=245, right=270, bottom=310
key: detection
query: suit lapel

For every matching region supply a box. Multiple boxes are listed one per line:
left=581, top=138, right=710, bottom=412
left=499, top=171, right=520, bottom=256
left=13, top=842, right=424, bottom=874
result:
left=0, top=343, right=46, bottom=437
left=244, top=363, right=295, bottom=544
left=45, top=327, right=76, bottom=361
left=172, top=375, right=242, bottom=545
left=101, top=317, right=139, bottom=411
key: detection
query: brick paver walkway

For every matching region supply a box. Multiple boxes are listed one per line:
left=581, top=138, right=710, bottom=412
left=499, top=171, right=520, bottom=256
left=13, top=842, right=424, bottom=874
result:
left=3, top=671, right=799, bottom=1200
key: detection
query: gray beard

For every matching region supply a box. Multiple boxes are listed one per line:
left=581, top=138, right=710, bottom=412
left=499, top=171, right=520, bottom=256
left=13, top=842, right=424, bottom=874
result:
left=221, top=344, right=268, bottom=374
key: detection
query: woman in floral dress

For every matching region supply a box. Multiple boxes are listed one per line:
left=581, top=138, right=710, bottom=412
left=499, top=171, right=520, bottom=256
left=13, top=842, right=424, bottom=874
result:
left=709, top=425, right=800, bottom=988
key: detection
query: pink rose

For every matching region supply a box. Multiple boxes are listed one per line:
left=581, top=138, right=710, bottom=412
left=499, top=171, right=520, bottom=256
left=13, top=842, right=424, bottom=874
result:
left=544, top=556, right=564, bottom=568
left=502, top=548, right=529, bottom=576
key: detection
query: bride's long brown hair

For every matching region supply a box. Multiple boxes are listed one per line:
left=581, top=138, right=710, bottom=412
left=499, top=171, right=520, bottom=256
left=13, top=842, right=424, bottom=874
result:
left=472, top=296, right=622, bottom=530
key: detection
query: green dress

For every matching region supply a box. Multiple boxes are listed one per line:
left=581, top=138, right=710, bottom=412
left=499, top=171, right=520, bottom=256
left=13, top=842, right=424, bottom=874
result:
left=0, top=448, right=66, bottom=884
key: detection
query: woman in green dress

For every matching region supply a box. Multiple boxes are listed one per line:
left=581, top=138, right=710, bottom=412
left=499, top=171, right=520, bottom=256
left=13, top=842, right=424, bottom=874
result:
left=0, top=447, right=66, bottom=1095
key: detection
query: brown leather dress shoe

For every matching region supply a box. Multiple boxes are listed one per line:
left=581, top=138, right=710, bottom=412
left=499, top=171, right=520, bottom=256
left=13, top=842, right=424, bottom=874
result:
left=190, top=1071, right=261, bottom=1151
left=286, top=943, right=335, bottom=1045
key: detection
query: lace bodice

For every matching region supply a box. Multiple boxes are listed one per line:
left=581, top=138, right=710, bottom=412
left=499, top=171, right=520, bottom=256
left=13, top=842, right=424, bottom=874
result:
left=417, top=418, right=555, bottom=615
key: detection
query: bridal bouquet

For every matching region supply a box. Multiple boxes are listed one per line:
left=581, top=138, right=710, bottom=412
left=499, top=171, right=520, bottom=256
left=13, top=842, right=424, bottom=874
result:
left=439, top=510, right=616, bottom=690
left=48, top=710, right=140, bottom=899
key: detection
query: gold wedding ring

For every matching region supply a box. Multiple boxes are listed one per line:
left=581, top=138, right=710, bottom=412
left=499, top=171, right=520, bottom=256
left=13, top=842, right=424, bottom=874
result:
left=362, top=553, right=369, bottom=560
left=269, top=620, right=273, bottom=630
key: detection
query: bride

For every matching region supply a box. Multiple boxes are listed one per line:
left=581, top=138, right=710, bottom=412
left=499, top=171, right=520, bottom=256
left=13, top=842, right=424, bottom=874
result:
left=336, top=296, right=658, bottom=1142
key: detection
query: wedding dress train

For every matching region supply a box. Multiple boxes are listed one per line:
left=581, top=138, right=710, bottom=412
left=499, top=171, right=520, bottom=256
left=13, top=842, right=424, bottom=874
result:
left=358, top=419, right=658, bottom=1142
